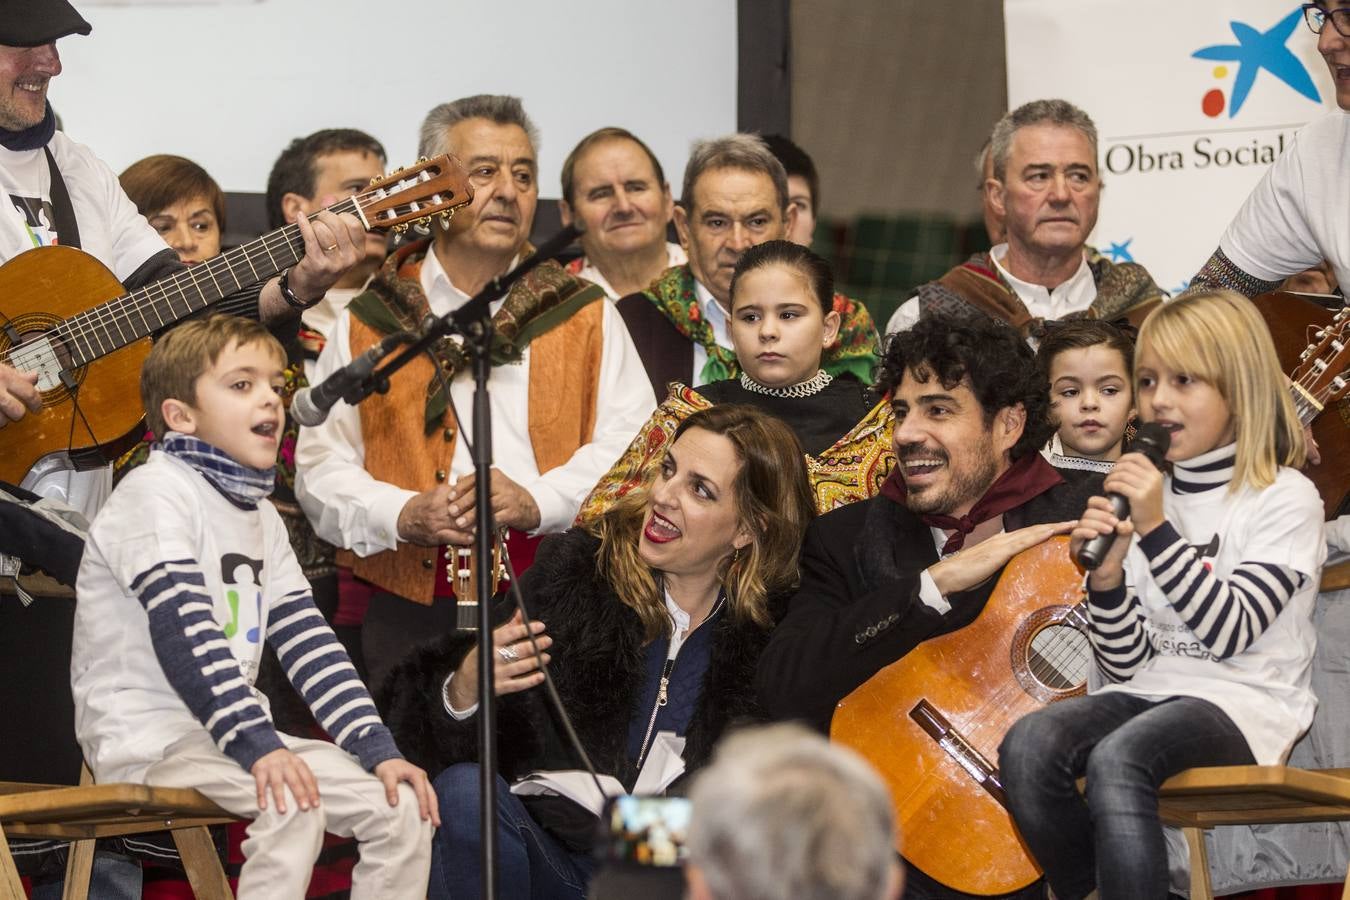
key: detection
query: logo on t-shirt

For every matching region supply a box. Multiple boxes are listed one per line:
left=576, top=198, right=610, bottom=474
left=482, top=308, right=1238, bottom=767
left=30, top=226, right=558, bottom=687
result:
left=1193, top=533, right=1220, bottom=572
left=220, top=553, right=264, bottom=646
left=8, top=194, right=59, bottom=246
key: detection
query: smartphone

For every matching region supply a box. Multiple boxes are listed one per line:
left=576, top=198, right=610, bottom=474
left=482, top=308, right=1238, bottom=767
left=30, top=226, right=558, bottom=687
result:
left=596, top=795, right=692, bottom=867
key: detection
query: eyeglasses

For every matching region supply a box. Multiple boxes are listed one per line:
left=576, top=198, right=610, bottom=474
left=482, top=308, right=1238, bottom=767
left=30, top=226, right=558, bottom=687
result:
left=1303, top=3, right=1350, bottom=38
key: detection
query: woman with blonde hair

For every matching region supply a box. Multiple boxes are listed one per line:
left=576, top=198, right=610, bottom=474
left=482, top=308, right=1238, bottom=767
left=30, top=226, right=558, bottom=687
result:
left=1000, top=290, right=1322, bottom=899
left=380, top=403, right=816, bottom=900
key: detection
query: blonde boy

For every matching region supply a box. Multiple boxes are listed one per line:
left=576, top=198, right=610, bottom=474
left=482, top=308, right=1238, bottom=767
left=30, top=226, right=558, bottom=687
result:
left=72, top=316, right=436, bottom=898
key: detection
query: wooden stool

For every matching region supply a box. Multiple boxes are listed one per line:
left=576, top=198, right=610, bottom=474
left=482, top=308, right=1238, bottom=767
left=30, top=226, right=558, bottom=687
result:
left=1157, top=765, right=1350, bottom=899
left=0, top=768, right=239, bottom=900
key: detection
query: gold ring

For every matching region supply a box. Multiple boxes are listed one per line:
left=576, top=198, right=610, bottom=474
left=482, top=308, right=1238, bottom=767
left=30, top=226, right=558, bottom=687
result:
left=323, top=244, right=338, bottom=252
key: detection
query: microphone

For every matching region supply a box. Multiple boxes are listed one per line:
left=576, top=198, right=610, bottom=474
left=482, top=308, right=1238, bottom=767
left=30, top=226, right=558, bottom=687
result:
left=1076, top=422, right=1171, bottom=570
left=291, top=334, right=406, bottom=427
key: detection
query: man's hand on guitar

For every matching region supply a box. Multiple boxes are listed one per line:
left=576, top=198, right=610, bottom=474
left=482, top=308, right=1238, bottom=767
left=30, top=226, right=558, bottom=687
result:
left=928, top=520, right=1075, bottom=596
left=0, top=364, right=41, bottom=426
left=396, top=485, right=476, bottom=548
left=275, top=209, right=368, bottom=311
left=1069, top=496, right=1133, bottom=591
left=447, top=469, right=542, bottom=533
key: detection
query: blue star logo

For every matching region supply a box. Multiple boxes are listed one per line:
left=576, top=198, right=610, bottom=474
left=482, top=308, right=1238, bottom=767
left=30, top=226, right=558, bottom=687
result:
left=1193, top=8, right=1321, bottom=117
left=1103, top=239, right=1135, bottom=264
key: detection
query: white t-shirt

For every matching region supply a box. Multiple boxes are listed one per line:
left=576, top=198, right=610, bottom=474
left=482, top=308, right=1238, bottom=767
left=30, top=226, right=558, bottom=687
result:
left=1218, top=111, right=1350, bottom=292
left=2, top=131, right=171, bottom=516
left=72, top=452, right=303, bottom=783
left=1096, top=463, right=1325, bottom=765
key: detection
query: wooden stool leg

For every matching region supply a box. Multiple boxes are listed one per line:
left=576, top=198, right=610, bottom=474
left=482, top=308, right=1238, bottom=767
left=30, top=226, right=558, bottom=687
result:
left=172, top=825, right=233, bottom=900
left=1184, top=826, right=1214, bottom=900
left=0, top=825, right=27, bottom=900
left=59, top=838, right=95, bottom=900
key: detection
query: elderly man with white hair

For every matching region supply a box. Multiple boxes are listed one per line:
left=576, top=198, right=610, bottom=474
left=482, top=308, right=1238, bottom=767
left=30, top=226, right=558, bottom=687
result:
left=685, top=723, right=904, bottom=900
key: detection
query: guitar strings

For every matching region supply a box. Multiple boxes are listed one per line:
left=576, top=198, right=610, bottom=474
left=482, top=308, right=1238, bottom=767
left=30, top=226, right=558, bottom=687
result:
left=1, top=194, right=376, bottom=369
left=4, top=170, right=460, bottom=370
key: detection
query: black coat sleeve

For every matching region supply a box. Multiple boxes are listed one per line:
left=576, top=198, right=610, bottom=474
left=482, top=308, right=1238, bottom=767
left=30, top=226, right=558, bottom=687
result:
left=755, top=522, right=945, bottom=732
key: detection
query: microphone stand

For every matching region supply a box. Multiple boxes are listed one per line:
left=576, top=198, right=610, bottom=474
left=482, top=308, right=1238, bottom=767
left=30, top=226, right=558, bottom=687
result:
left=336, top=225, right=579, bottom=899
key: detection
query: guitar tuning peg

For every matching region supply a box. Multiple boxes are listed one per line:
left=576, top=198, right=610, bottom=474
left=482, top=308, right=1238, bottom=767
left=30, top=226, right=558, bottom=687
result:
left=418, top=156, right=428, bottom=163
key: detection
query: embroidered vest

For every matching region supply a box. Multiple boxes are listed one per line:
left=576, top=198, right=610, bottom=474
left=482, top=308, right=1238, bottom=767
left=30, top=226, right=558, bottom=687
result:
left=337, top=261, right=605, bottom=604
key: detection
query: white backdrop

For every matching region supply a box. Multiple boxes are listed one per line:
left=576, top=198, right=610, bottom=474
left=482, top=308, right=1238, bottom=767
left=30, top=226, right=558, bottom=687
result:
left=1004, top=0, right=1337, bottom=293
left=50, top=0, right=738, bottom=199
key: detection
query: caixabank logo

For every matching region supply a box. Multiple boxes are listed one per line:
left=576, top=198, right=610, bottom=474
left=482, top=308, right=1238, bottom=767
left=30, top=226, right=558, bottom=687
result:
left=1192, top=6, right=1321, bottom=117
left=1103, top=5, right=1324, bottom=176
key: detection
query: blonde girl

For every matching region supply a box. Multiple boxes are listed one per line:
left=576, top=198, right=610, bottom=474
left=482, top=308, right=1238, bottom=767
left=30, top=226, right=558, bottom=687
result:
left=999, top=291, right=1323, bottom=900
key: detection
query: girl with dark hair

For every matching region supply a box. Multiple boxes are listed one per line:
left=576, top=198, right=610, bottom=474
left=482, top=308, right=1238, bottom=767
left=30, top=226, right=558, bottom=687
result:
left=582, top=240, right=894, bottom=518
left=379, top=404, right=817, bottom=900
left=1035, top=319, right=1136, bottom=475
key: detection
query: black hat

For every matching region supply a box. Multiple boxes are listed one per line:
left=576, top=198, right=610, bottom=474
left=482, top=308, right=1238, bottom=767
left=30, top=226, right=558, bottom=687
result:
left=0, top=0, right=91, bottom=48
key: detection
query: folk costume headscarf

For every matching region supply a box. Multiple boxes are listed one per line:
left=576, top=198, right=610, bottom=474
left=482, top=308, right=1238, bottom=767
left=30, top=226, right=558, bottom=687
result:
left=346, top=239, right=606, bottom=435
left=915, top=246, right=1165, bottom=339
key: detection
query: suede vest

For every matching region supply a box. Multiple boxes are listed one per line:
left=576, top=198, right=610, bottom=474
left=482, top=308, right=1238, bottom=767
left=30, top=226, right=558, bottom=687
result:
left=337, top=275, right=605, bottom=604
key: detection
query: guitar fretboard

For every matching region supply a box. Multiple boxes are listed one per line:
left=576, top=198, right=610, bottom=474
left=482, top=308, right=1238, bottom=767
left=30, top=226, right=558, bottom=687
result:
left=58, top=197, right=361, bottom=367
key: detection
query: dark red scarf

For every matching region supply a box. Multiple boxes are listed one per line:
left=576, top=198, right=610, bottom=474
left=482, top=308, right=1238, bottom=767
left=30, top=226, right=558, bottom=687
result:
left=880, top=451, right=1063, bottom=554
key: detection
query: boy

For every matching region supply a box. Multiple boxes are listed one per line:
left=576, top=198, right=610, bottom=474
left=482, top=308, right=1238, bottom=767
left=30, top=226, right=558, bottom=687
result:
left=71, top=315, right=437, bottom=898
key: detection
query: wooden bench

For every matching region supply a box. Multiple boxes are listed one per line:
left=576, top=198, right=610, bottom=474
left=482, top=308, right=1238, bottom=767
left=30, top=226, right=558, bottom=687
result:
left=1157, top=766, right=1350, bottom=899
left=0, top=774, right=239, bottom=900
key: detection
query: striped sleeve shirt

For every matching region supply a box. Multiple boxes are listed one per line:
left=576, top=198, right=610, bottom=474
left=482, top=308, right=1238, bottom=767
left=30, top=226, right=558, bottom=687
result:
left=1087, top=521, right=1304, bottom=682
left=131, top=556, right=398, bottom=773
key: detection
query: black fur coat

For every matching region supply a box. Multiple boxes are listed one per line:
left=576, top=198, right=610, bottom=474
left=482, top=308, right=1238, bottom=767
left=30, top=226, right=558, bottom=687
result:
left=376, top=529, right=774, bottom=788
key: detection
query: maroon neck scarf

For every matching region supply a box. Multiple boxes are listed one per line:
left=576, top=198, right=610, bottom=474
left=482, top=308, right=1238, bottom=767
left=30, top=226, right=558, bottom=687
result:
left=880, top=451, right=1063, bottom=554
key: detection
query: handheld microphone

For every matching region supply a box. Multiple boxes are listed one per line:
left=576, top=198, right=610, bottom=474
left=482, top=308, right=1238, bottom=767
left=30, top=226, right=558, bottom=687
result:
left=1076, top=422, right=1171, bottom=570
left=291, top=334, right=406, bottom=427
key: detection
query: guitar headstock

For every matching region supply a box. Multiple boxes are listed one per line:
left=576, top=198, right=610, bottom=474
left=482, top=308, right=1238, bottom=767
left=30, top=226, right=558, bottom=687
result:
left=1291, top=305, right=1350, bottom=412
left=354, top=154, right=473, bottom=234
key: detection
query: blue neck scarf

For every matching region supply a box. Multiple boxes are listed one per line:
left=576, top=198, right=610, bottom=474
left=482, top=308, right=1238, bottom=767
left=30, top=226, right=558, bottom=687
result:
left=160, top=432, right=276, bottom=509
left=0, top=103, right=57, bottom=152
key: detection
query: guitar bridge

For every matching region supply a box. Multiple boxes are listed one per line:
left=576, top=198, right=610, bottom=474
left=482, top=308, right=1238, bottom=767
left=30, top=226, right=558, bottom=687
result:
left=909, top=699, right=1007, bottom=808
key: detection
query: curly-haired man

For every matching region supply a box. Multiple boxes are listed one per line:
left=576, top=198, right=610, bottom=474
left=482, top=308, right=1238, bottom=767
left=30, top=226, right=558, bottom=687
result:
left=756, top=313, right=1100, bottom=899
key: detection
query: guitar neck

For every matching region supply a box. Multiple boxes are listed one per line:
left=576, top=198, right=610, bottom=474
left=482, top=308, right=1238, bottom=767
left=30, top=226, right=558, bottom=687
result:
left=60, top=197, right=361, bottom=367
left=1290, top=379, right=1324, bottom=428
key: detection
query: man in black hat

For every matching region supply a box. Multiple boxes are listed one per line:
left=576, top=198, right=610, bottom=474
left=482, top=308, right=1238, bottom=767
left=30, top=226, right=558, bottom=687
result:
left=0, top=0, right=368, bottom=434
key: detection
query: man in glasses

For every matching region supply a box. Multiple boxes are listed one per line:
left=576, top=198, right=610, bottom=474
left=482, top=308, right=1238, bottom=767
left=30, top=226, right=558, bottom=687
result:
left=1189, top=2, right=1350, bottom=297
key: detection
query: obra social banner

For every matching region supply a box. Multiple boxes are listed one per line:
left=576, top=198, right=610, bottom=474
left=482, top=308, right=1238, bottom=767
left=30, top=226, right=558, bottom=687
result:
left=1004, top=0, right=1337, bottom=294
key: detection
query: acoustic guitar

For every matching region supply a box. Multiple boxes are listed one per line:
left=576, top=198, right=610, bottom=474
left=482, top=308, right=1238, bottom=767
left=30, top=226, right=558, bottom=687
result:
left=0, top=155, right=471, bottom=486
left=1254, top=291, right=1350, bottom=519
left=831, top=535, right=1089, bottom=896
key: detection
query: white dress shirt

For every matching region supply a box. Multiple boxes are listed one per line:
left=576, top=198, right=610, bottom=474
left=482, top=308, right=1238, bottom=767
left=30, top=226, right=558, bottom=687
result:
left=886, top=243, right=1098, bottom=337
left=294, top=247, right=655, bottom=556
left=575, top=241, right=687, bottom=301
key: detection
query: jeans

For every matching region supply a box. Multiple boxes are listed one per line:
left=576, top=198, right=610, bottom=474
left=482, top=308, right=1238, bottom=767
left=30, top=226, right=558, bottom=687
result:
left=431, top=763, right=597, bottom=900
left=31, top=849, right=142, bottom=900
left=999, top=693, right=1255, bottom=900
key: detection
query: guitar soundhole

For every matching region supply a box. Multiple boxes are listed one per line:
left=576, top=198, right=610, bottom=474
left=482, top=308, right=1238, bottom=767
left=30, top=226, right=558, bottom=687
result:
left=1026, top=624, right=1091, bottom=690
left=0, top=313, right=83, bottom=402
left=1011, top=607, right=1091, bottom=703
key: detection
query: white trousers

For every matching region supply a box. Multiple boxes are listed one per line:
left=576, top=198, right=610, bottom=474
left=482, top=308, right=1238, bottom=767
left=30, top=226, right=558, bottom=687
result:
left=145, top=731, right=432, bottom=900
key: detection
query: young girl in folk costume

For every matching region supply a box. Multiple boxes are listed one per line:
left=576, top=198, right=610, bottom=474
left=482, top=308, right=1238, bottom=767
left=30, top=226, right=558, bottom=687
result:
left=579, top=240, right=892, bottom=519
left=999, top=291, right=1324, bottom=900
left=1036, top=319, right=1136, bottom=477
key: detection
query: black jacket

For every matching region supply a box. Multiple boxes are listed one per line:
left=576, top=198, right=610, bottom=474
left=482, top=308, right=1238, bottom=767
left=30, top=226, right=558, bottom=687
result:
left=755, top=475, right=1098, bottom=733
left=377, top=529, right=773, bottom=788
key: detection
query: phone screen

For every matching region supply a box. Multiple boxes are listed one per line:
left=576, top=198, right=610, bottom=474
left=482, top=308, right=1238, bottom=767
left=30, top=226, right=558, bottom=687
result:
left=597, top=795, right=692, bottom=867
